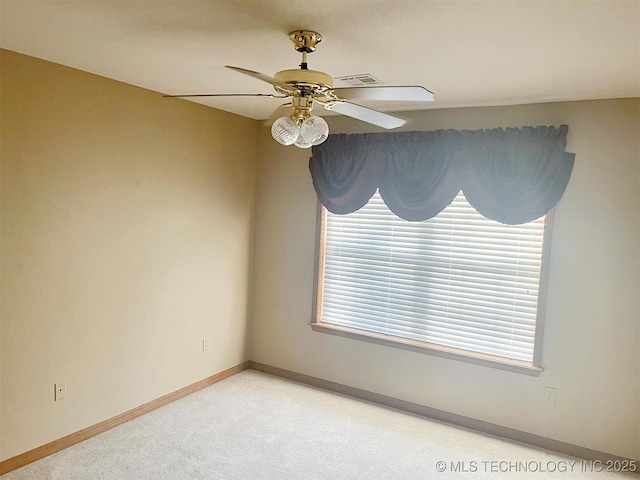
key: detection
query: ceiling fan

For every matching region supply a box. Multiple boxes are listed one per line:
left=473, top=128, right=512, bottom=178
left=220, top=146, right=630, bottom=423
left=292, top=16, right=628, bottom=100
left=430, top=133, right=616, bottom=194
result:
left=166, top=30, right=434, bottom=148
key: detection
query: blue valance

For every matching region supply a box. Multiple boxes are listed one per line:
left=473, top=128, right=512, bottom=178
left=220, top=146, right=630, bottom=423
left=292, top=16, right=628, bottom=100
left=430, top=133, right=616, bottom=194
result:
left=309, top=125, right=575, bottom=224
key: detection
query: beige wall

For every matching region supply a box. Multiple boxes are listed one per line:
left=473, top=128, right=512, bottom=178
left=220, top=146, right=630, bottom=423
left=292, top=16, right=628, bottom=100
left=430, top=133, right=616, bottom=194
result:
left=0, top=50, right=257, bottom=460
left=251, top=99, right=640, bottom=460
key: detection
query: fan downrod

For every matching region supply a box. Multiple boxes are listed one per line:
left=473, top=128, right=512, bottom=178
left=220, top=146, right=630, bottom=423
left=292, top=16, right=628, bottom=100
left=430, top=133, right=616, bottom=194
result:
left=273, top=30, right=332, bottom=91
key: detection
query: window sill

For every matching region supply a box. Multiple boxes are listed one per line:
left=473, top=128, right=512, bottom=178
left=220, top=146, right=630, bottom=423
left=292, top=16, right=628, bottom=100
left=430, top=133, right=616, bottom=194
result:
left=310, top=322, right=543, bottom=377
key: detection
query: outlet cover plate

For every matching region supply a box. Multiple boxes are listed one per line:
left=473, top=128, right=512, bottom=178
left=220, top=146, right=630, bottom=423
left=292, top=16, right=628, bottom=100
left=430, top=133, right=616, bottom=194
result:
left=544, top=386, right=556, bottom=405
left=55, top=382, right=66, bottom=401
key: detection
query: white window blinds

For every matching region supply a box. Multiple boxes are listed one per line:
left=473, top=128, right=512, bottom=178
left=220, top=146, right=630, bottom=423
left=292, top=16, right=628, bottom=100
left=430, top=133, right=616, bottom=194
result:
left=318, top=191, right=548, bottom=365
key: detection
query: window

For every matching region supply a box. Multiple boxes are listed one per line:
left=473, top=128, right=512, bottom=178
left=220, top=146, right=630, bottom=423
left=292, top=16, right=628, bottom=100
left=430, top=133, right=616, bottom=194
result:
left=312, top=190, right=551, bottom=375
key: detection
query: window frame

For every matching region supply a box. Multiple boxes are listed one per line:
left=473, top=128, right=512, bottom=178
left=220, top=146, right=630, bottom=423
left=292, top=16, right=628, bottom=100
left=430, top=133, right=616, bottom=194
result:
left=311, top=197, right=554, bottom=376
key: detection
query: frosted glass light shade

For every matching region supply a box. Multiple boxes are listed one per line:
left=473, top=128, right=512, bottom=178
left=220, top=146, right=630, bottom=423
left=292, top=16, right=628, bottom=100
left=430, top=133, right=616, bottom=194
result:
left=271, top=116, right=300, bottom=146
left=294, top=135, right=314, bottom=148
left=299, top=116, right=329, bottom=146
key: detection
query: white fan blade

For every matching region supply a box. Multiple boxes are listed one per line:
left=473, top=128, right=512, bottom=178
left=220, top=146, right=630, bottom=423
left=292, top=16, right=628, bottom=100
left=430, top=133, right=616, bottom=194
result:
left=329, top=102, right=406, bottom=129
left=225, top=66, right=290, bottom=89
left=331, top=85, right=434, bottom=102
left=163, top=93, right=285, bottom=98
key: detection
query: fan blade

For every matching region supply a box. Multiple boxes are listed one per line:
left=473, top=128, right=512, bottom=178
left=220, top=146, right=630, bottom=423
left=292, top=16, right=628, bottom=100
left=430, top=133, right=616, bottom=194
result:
left=163, top=93, right=286, bottom=98
left=225, top=66, right=291, bottom=90
left=329, top=102, right=406, bottom=129
left=331, top=85, right=434, bottom=102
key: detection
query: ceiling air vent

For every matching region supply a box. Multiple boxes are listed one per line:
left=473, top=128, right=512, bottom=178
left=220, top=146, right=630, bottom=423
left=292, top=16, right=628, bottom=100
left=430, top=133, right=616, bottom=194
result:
left=334, top=74, right=384, bottom=87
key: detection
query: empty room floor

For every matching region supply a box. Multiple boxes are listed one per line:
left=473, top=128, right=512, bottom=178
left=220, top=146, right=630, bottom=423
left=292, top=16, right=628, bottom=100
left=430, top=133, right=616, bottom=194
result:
left=2, top=370, right=635, bottom=479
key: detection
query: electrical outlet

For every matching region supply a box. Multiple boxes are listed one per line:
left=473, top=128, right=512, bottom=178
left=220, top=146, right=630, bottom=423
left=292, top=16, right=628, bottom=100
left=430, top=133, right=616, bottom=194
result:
left=544, top=386, right=556, bottom=405
left=54, top=382, right=66, bottom=401
left=202, top=337, right=208, bottom=352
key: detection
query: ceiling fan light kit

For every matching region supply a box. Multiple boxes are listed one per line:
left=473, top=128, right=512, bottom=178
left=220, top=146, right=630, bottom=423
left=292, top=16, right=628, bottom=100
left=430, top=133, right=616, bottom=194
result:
left=271, top=114, right=329, bottom=147
left=271, top=94, right=329, bottom=147
left=166, top=30, right=434, bottom=148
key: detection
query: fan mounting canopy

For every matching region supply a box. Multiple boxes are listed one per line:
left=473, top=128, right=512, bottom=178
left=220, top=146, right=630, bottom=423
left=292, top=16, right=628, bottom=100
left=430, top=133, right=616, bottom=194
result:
left=289, top=30, right=322, bottom=53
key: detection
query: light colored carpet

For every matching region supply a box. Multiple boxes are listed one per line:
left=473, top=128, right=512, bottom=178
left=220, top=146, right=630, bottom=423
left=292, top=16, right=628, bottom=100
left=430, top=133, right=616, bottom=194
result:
left=2, top=370, right=635, bottom=479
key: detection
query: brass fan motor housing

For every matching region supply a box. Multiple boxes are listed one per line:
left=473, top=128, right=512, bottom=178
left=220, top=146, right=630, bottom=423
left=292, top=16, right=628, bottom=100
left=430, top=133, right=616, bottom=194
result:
left=273, top=69, right=334, bottom=96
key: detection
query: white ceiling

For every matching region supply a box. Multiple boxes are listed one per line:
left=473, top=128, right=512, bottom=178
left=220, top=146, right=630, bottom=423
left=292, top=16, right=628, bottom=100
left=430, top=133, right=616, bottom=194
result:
left=1, top=0, right=639, bottom=120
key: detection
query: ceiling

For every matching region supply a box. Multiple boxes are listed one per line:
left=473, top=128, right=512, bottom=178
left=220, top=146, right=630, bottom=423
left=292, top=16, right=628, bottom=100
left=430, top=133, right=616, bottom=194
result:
left=1, top=0, right=639, bottom=121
